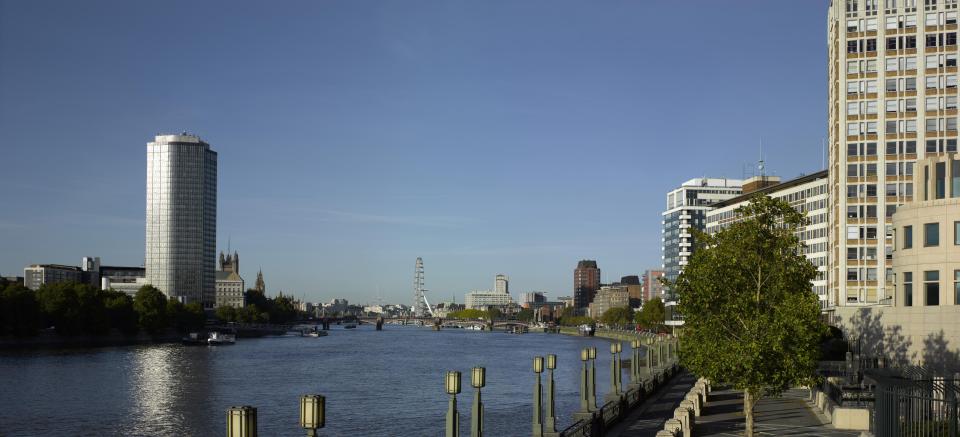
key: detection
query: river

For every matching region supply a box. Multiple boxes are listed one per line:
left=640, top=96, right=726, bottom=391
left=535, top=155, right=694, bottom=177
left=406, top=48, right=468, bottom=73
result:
left=0, top=325, right=631, bottom=436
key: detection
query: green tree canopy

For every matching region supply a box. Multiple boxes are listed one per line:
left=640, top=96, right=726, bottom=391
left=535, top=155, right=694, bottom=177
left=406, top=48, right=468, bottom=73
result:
left=216, top=305, right=237, bottom=323
left=673, top=195, right=823, bottom=437
left=601, top=306, right=633, bottom=328
left=635, top=297, right=665, bottom=330
left=515, top=308, right=535, bottom=322
left=486, top=307, right=502, bottom=321
left=1, top=283, right=40, bottom=336
left=103, top=290, right=138, bottom=335
left=133, top=285, right=168, bottom=335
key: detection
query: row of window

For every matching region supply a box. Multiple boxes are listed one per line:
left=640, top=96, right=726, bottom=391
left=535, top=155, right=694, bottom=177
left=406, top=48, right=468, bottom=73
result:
left=848, top=204, right=901, bottom=218
left=850, top=34, right=957, bottom=51
left=902, top=221, right=960, bottom=248
left=847, top=117, right=959, bottom=135
left=847, top=7, right=959, bottom=27
left=848, top=96, right=959, bottom=114
left=902, top=270, right=960, bottom=306
left=847, top=75, right=958, bottom=94
left=848, top=182, right=917, bottom=197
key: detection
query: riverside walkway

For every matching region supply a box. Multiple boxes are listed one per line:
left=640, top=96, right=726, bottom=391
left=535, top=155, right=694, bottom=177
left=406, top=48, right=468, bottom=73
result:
left=607, top=382, right=861, bottom=437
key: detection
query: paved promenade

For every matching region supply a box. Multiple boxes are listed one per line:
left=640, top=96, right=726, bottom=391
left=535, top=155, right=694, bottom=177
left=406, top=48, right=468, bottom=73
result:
left=608, top=378, right=862, bottom=437
left=694, top=387, right=861, bottom=437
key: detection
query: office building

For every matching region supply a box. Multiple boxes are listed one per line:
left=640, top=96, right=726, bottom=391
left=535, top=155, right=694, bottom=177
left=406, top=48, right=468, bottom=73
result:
left=145, top=133, right=217, bottom=309
left=661, top=178, right=743, bottom=295
left=23, top=264, right=82, bottom=290
left=588, top=285, right=629, bottom=319
left=573, top=260, right=601, bottom=309
left=641, top=269, right=665, bottom=302
left=464, top=289, right=513, bottom=310
left=495, top=274, right=509, bottom=295
left=215, top=251, right=245, bottom=309
left=619, top=275, right=642, bottom=306
left=832, top=154, right=960, bottom=363
left=827, top=1, right=958, bottom=308
left=706, top=171, right=830, bottom=308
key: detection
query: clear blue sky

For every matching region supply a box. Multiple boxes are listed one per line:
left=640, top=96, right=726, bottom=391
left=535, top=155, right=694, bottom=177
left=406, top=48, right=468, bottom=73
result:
left=0, top=1, right=828, bottom=304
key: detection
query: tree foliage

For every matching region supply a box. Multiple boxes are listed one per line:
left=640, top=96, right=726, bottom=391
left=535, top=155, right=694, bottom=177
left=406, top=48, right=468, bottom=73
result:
left=635, top=297, right=665, bottom=330
left=1, top=283, right=41, bottom=336
left=601, top=306, right=633, bottom=328
left=133, top=285, right=168, bottom=335
left=673, top=195, right=824, bottom=437
left=515, top=308, right=535, bottom=322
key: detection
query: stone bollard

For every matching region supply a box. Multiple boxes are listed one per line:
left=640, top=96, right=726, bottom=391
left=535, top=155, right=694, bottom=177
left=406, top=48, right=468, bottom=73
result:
left=673, top=407, right=691, bottom=437
left=684, top=393, right=701, bottom=417
left=663, top=418, right=682, bottom=435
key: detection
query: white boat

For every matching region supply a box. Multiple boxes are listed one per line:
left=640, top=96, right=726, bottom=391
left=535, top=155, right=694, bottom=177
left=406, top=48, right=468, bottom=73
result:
left=307, top=330, right=328, bottom=337
left=465, top=325, right=484, bottom=331
left=207, top=331, right=236, bottom=345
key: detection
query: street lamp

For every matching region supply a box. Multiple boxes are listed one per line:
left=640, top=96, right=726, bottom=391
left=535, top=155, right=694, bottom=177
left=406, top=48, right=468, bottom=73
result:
left=532, top=356, right=544, bottom=437
left=588, top=347, right=597, bottom=410
left=227, top=406, right=257, bottom=437
left=578, top=348, right=591, bottom=414
left=631, top=339, right=641, bottom=384
left=445, top=371, right=461, bottom=437
left=614, top=342, right=623, bottom=394
left=545, top=354, right=557, bottom=435
left=470, top=367, right=485, bottom=437
left=299, top=395, right=325, bottom=437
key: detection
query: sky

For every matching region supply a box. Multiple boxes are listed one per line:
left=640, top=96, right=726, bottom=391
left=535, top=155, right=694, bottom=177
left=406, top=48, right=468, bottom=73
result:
left=0, top=1, right=829, bottom=305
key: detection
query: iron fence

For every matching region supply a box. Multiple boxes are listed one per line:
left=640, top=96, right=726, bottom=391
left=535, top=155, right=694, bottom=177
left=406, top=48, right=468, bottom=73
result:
left=871, top=370, right=960, bottom=437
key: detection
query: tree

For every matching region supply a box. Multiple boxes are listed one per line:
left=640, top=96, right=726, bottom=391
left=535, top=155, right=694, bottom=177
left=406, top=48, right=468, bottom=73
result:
left=36, top=282, right=82, bottom=334
left=133, top=285, right=168, bottom=335
left=103, top=290, right=138, bottom=335
left=216, top=305, right=237, bottom=323
left=601, top=306, right=633, bottom=328
left=673, top=195, right=823, bottom=437
left=515, top=308, right=535, bottom=322
left=635, top=297, right=665, bottom=330
left=167, top=299, right=206, bottom=333
left=486, top=307, right=502, bottom=321
left=1, top=284, right=40, bottom=336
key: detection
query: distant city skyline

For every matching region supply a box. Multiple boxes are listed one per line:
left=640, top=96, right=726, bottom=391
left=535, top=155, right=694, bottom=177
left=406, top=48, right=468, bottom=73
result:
left=0, top=1, right=829, bottom=303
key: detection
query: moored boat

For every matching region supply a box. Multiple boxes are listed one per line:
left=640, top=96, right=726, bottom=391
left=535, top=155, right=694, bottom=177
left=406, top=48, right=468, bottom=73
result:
left=207, top=331, right=236, bottom=345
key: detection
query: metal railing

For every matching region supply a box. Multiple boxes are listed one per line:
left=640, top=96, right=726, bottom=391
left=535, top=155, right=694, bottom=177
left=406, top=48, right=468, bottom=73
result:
left=871, top=369, right=960, bottom=437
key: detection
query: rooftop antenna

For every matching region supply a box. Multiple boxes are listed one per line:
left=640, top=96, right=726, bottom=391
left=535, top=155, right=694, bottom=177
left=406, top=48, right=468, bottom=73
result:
left=822, top=137, right=827, bottom=170
left=759, top=137, right=766, bottom=179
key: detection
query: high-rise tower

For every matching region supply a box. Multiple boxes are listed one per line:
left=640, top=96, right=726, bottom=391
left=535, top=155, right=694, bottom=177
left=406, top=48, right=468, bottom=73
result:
left=495, top=274, right=509, bottom=295
left=573, top=260, right=601, bottom=309
left=827, top=1, right=957, bottom=308
left=145, top=133, right=217, bottom=308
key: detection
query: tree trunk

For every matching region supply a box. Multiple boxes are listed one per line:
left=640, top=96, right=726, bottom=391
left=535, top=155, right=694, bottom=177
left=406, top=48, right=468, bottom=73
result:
left=744, top=389, right=754, bottom=437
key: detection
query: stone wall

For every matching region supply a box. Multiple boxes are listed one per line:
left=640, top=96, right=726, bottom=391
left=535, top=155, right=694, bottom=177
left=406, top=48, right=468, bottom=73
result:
left=831, top=305, right=960, bottom=370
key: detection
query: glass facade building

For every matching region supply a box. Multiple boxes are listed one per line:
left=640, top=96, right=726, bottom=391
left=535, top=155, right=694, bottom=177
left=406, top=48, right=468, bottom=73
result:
left=145, top=134, right=217, bottom=308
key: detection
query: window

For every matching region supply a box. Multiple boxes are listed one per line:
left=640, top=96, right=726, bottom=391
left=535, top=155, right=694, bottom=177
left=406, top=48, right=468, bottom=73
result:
left=955, top=270, right=960, bottom=305
left=937, top=162, right=946, bottom=199
left=925, top=270, right=940, bottom=306
left=953, top=160, right=960, bottom=197
left=905, top=225, right=913, bottom=248
left=925, top=222, right=940, bottom=246
left=905, top=271, right=913, bottom=306
left=955, top=221, right=960, bottom=245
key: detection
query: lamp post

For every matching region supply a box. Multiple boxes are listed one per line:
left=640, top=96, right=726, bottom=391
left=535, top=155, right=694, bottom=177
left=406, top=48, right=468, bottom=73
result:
left=226, top=406, right=257, bottom=437
left=645, top=337, right=653, bottom=370
left=532, top=356, right=545, bottom=437
left=545, top=354, right=558, bottom=436
left=588, top=346, right=597, bottom=411
left=446, top=371, right=461, bottom=437
left=470, top=367, right=485, bottom=437
left=299, top=395, right=325, bottom=437
left=615, top=342, right=623, bottom=394
left=607, top=343, right=620, bottom=402
left=630, top=339, right=641, bottom=386
left=578, top=348, right=591, bottom=415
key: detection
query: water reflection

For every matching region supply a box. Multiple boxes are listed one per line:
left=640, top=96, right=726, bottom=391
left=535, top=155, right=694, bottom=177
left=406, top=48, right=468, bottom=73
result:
left=129, top=345, right=212, bottom=436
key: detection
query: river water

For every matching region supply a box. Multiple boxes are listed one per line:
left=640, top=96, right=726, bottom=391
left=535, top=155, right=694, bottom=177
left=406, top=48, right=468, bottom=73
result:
left=0, top=325, right=632, bottom=436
